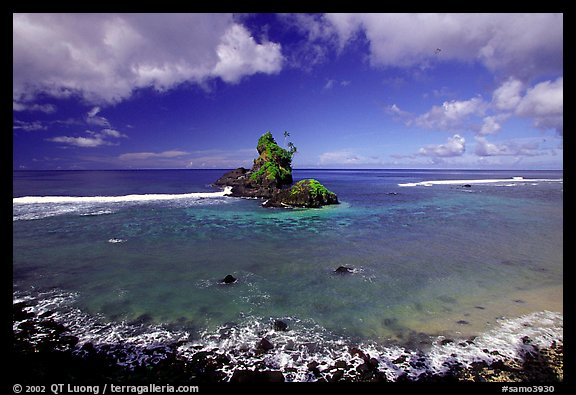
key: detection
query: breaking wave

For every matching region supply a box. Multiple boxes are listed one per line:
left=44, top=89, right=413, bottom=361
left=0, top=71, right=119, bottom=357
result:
left=398, top=177, right=563, bottom=187
left=12, top=187, right=233, bottom=221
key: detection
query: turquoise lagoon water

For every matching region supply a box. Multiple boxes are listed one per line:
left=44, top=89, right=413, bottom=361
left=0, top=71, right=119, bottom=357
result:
left=13, top=169, right=563, bottom=380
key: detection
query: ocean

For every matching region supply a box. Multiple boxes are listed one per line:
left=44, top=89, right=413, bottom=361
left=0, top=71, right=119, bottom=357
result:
left=13, top=169, right=563, bottom=381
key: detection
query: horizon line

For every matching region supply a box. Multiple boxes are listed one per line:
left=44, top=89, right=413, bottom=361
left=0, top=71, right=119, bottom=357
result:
left=13, top=167, right=564, bottom=172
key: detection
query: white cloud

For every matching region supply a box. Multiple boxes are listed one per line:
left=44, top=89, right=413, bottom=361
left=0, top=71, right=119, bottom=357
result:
left=492, top=78, right=524, bottom=111
left=13, top=120, right=47, bottom=131
left=412, top=97, right=487, bottom=131
left=13, top=102, right=56, bottom=113
left=48, top=128, right=126, bottom=148
left=389, top=77, right=563, bottom=137
left=13, top=14, right=284, bottom=106
left=87, top=106, right=101, bottom=118
left=47, top=135, right=110, bottom=148
left=114, top=148, right=255, bottom=169
left=478, top=116, right=502, bottom=136
left=474, top=136, right=548, bottom=157
left=322, top=13, right=562, bottom=79
left=118, top=150, right=189, bottom=161
left=323, top=79, right=351, bottom=90
left=418, top=134, right=466, bottom=157
left=86, top=106, right=111, bottom=127
left=98, top=128, right=127, bottom=138
left=516, top=77, right=563, bottom=135
left=211, top=24, right=283, bottom=83
left=490, top=77, right=563, bottom=135
left=318, top=150, right=383, bottom=167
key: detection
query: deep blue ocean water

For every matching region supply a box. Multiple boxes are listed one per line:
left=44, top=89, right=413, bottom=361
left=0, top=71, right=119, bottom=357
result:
left=13, top=169, right=563, bottom=380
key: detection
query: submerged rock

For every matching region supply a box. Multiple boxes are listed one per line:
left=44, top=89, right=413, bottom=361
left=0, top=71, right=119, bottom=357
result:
left=221, top=275, right=237, bottom=284
left=334, top=266, right=354, bottom=274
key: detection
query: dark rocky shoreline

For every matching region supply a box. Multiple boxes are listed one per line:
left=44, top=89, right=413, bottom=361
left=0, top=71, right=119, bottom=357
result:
left=12, top=301, right=563, bottom=384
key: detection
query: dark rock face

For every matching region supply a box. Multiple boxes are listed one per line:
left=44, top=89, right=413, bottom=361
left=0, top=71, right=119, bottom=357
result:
left=334, top=266, right=354, bottom=274
left=257, top=337, right=274, bottom=351
left=273, top=320, right=289, bottom=331
left=221, top=275, right=237, bottom=284
left=214, top=132, right=338, bottom=208
left=214, top=167, right=248, bottom=188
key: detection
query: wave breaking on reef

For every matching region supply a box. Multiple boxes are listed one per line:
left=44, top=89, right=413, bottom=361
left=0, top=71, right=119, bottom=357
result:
left=398, top=177, right=562, bottom=187
left=13, top=290, right=563, bottom=382
left=12, top=187, right=233, bottom=221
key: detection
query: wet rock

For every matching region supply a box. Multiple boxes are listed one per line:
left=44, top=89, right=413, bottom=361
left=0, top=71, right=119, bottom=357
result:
left=334, top=266, right=353, bottom=274
left=257, top=337, right=274, bottom=351
left=13, top=302, right=34, bottom=321
left=221, top=275, right=237, bottom=284
left=334, top=360, right=348, bottom=369
left=273, top=319, right=288, bottom=331
left=441, top=338, right=454, bottom=345
left=349, top=347, right=366, bottom=360
left=329, top=369, right=344, bottom=382
left=214, top=167, right=249, bottom=187
left=457, top=320, right=470, bottom=325
left=393, top=355, right=407, bottom=364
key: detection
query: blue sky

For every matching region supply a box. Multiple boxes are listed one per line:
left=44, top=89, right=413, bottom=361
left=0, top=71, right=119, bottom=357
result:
left=13, top=13, right=563, bottom=170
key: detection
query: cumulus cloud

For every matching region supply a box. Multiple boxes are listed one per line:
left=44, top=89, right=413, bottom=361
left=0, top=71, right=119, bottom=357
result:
left=492, top=78, right=524, bottom=111
left=388, top=76, right=563, bottom=137
left=322, top=13, right=562, bottom=79
left=419, top=134, right=466, bottom=157
left=490, top=77, right=563, bottom=135
left=211, top=24, right=283, bottom=83
left=13, top=13, right=284, bottom=106
left=478, top=116, right=503, bottom=136
left=515, top=77, right=563, bottom=135
left=412, top=97, right=487, bottom=131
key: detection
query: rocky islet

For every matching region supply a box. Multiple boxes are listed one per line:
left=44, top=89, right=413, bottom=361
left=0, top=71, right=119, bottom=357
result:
left=215, top=132, right=338, bottom=208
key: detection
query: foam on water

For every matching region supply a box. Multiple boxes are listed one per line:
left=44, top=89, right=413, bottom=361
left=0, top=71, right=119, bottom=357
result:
left=13, top=290, right=563, bottom=382
left=13, top=187, right=234, bottom=221
left=398, top=177, right=563, bottom=187
left=13, top=186, right=232, bottom=204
